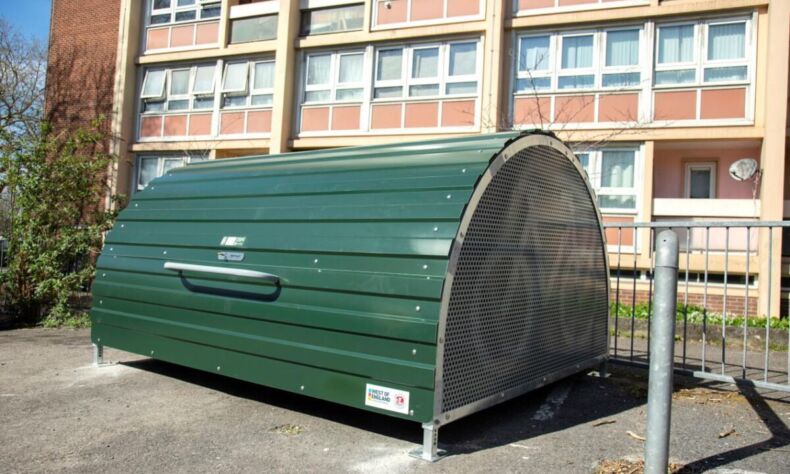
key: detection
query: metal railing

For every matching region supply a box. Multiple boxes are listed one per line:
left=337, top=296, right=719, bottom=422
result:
left=604, top=220, right=790, bottom=393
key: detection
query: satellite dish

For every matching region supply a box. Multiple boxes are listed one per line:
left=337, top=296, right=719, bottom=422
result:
left=729, top=158, right=759, bottom=182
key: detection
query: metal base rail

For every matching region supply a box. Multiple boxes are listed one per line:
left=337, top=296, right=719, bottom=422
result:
left=611, top=358, right=790, bottom=393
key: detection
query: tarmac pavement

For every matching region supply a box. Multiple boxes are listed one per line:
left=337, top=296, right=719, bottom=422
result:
left=1, top=328, right=789, bottom=473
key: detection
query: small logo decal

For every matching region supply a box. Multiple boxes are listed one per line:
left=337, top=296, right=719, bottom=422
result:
left=365, top=383, right=410, bottom=414
left=220, top=236, right=246, bottom=247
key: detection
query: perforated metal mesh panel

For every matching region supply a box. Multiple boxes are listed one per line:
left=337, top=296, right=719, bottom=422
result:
left=440, top=144, right=608, bottom=413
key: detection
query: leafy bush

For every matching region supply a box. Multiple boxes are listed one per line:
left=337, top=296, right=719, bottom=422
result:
left=610, top=302, right=790, bottom=330
left=0, top=118, right=120, bottom=326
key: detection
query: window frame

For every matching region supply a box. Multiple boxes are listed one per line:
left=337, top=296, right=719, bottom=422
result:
left=372, top=40, right=481, bottom=102
left=135, top=152, right=209, bottom=192
left=300, top=2, right=365, bottom=37
left=654, top=16, right=751, bottom=88
left=141, top=63, right=217, bottom=114
left=302, top=49, right=367, bottom=104
left=558, top=30, right=597, bottom=90
left=147, top=0, right=222, bottom=27
left=684, top=161, right=717, bottom=199
left=514, top=25, right=644, bottom=95
left=221, top=59, right=276, bottom=109
left=574, top=147, right=641, bottom=213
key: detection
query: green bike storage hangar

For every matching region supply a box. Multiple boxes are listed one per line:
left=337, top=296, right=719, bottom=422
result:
left=91, top=132, right=609, bottom=460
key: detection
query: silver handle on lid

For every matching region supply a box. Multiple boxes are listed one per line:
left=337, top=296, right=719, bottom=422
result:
left=164, top=262, right=280, bottom=284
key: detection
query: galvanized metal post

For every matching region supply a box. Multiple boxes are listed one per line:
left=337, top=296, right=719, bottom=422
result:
left=409, top=422, right=446, bottom=462
left=92, top=343, right=104, bottom=367
left=644, top=230, right=678, bottom=474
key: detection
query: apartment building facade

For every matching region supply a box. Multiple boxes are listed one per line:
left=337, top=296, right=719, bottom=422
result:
left=48, top=0, right=790, bottom=316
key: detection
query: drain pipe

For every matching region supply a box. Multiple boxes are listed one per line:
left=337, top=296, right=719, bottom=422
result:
left=645, top=230, right=679, bottom=474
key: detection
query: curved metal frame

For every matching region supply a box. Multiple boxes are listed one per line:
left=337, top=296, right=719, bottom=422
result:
left=431, top=133, right=611, bottom=427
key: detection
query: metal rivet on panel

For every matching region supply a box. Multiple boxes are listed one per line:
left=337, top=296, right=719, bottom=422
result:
left=134, top=203, right=138, bottom=207
left=300, top=385, right=305, bottom=391
left=109, top=247, right=113, bottom=251
left=151, top=186, right=155, bottom=190
left=97, top=338, right=101, bottom=342
left=422, top=264, right=428, bottom=270
left=102, top=273, right=106, bottom=277
left=99, top=300, right=103, bottom=305
left=446, top=194, right=452, bottom=199
left=409, top=410, right=414, bottom=416
left=412, top=349, right=417, bottom=356
left=415, top=305, right=421, bottom=312
left=433, top=226, right=438, bottom=232
left=163, top=251, right=167, bottom=255
left=313, top=258, right=319, bottom=264
left=461, top=168, right=466, bottom=173
left=216, top=366, right=221, bottom=371
left=120, top=224, right=125, bottom=228
left=150, top=350, right=155, bottom=355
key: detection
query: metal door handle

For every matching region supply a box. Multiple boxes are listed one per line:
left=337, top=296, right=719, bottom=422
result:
left=164, top=262, right=280, bottom=284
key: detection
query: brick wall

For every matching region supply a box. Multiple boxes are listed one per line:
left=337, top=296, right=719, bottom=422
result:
left=610, top=288, right=760, bottom=317
left=45, top=0, right=121, bottom=133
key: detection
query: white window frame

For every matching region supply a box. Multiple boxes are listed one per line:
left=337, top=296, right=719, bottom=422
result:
left=299, top=1, right=365, bottom=36
left=134, top=152, right=209, bottom=192
left=141, top=63, right=218, bottom=114
left=701, top=18, right=750, bottom=85
left=601, top=26, right=643, bottom=89
left=141, top=69, right=167, bottom=99
left=558, top=30, right=597, bottom=90
left=684, top=162, right=717, bottom=199
left=372, top=39, right=482, bottom=102
left=220, top=59, right=276, bottom=109
left=575, top=147, right=641, bottom=214
left=654, top=16, right=751, bottom=88
left=514, top=25, right=644, bottom=94
left=303, top=49, right=367, bottom=104
left=147, top=0, right=222, bottom=27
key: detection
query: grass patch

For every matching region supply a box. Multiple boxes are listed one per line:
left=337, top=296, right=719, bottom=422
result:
left=40, top=311, right=91, bottom=329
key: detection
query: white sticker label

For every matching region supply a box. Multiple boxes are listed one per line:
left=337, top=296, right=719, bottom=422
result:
left=365, top=383, right=409, bottom=414
left=220, top=236, right=246, bottom=247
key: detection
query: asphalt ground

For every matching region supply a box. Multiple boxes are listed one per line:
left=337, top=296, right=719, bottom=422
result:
left=1, top=328, right=789, bottom=473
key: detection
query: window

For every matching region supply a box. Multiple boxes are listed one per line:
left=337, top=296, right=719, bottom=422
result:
left=559, top=33, right=595, bottom=89
left=372, top=40, right=479, bottom=100
left=685, top=162, right=716, bottom=199
left=301, top=3, right=364, bottom=36
left=230, top=15, right=278, bottom=44
left=516, top=35, right=551, bottom=92
left=149, top=0, right=221, bottom=26
left=515, top=27, right=642, bottom=93
left=136, top=153, right=208, bottom=191
left=222, top=59, right=275, bottom=108
left=603, top=29, right=641, bottom=87
left=303, top=50, right=365, bottom=103
left=574, top=148, right=639, bottom=211
left=655, top=18, right=749, bottom=86
left=141, top=64, right=217, bottom=113
left=704, top=21, right=747, bottom=82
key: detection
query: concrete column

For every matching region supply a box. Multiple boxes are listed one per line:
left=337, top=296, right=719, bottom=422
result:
left=108, top=0, right=142, bottom=204
left=639, top=141, right=655, bottom=265
left=757, top=0, right=789, bottom=317
left=269, top=0, right=302, bottom=154
left=480, top=0, right=508, bottom=132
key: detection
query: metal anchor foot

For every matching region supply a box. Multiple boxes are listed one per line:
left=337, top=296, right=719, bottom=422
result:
left=408, top=423, right=447, bottom=462
left=92, top=343, right=108, bottom=367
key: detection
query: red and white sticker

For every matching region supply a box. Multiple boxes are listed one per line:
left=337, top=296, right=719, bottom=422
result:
left=365, top=383, right=410, bottom=414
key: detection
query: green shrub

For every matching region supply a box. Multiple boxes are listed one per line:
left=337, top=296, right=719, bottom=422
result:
left=610, top=302, right=790, bottom=330
left=0, top=118, right=120, bottom=327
